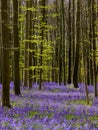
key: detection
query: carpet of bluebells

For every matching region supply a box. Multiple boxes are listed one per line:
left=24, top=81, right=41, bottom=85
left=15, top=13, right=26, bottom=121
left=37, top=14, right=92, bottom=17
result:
left=0, top=82, right=98, bottom=130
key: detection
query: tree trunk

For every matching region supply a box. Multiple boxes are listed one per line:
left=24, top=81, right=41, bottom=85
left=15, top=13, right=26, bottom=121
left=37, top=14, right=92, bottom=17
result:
left=1, top=0, right=11, bottom=107
left=61, top=0, right=66, bottom=85
left=68, top=0, right=72, bottom=84
left=13, top=0, right=21, bottom=95
left=88, top=0, right=94, bottom=85
left=0, top=1, right=2, bottom=83
left=72, top=0, right=75, bottom=83
left=24, top=0, right=30, bottom=87
left=39, top=0, right=46, bottom=89
left=92, top=0, right=97, bottom=97
left=28, top=0, right=33, bottom=89
left=73, top=0, right=80, bottom=88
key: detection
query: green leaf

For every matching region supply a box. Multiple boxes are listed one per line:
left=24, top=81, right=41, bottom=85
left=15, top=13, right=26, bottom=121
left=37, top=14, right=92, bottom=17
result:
left=28, top=111, right=37, bottom=118
left=26, top=7, right=36, bottom=12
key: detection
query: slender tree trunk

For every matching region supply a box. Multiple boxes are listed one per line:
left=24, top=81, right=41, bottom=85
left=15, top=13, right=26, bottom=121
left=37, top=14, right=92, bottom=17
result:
left=68, top=0, right=72, bottom=84
left=88, top=0, right=93, bottom=85
left=81, top=3, right=89, bottom=105
left=72, top=0, right=75, bottom=83
left=84, top=62, right=89, bottom=105
left=1, top=0, right=11, bottom=107
left=24, top=0, right=30, bottom=87
left=18, top=0, right=24, bottom=83
left=0, top=1, right=2, bottom=83
left=13, top=0, right=21, bottom=95
left=32, top=0, right=36, bottom=84
left=61, top=0, right=66, bottom=85
left=28, top=0, right=32, bottom=88
left=39, top=0, right=46, bottom=89
left=92, top=0, right=97, bottom=97
left=85, top=4, right=90, bottom=85
left=73, top=0, right=80, bottom=88
left=54, top=0, right=59, bottom=83
left=83, top=44, right=89, bottom=105
left=57, top=0, right=62, bottom=85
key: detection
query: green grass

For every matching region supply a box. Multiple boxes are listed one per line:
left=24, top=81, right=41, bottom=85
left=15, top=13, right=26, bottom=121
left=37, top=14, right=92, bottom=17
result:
left=89, top=116, right=98, bottom=121
left=28, top=110, right=37, bottom=118
left=66, top=114, right=74, bottom=120
left=67, top=99, right=93, bottom=106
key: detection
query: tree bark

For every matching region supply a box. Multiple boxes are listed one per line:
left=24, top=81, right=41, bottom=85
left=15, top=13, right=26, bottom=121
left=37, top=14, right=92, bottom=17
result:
left=39, top=0, right=46, bottom=89
left=73, top=0, right=80, bottom=88
left=13, top=0, right=21, bottom=95
left=68, top=0, right=72, bottom=84
left=92, top=0, right=97, bottom=97
left=1, top=0, right=11, bottom=107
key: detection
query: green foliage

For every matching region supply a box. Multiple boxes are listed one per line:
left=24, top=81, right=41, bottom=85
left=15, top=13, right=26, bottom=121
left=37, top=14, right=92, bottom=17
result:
left=19, top=14, right=25, bottom=22
left=51, top=13, right=60, bottom=18
left=28, top=111, right=37, bottom=118
left=19, top=6, right=27, bottom=11
left=26, top=7, right=36, bottom=12
left=66, top=115, right=74, bottom=120
left=90, top=116, right=98, bottom=121
left=17, top=0, right=67, bottom=82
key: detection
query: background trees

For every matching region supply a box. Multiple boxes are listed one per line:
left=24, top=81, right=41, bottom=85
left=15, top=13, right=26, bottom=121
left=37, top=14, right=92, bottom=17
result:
left=0, top=0, right=98, bottom=106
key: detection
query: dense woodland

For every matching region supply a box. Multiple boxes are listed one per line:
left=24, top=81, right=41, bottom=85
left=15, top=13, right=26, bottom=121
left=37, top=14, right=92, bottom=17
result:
left=0, top=0, right=98, bottom=107
left=0, top=0, right=98, bottom=129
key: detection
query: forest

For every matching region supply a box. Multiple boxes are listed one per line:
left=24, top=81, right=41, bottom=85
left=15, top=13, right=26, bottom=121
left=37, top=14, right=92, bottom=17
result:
left=0, top=0, right=98, bottom=129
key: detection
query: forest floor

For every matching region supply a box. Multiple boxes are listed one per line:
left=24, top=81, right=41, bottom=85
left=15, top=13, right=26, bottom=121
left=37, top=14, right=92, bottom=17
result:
left=0, top=82, right=98, bottom=130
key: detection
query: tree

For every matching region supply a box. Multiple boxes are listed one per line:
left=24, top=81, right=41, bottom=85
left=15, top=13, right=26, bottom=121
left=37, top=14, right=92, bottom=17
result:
left=81, top=1, right=89, bottom=104
left=72, top=0, right=75, bottom=83
left=73, top=0, right=80, bottom=88
left=1, top=0, right=11, bottom=107
left=0, top=0, right=2, bottom=83
left=13, top=0, right=21, bottom=95
left=28, top=0, right=33, bottom=88
left=61, top=0, right=66, bottom=85
left=24, top=0, right=33, bottom=88
left=39, top=0, right=46, bottom=89
left=92, top=0, right=97, bottom=97
left=88, top=0, right=94, bottom=85
left=68, top=0, right=72, bottom=84
left=24, top=0, right=29, bottom=87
